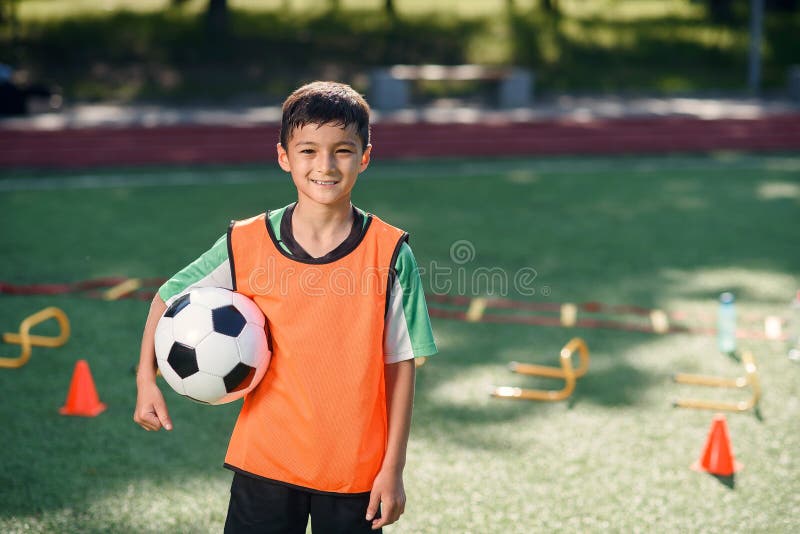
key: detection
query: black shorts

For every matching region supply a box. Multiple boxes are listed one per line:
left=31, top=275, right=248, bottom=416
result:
left=224, top=472, right=381, bottom=534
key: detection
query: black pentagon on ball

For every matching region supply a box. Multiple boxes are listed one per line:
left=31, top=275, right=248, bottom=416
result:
left=212, top=305, right=246, bottom=337
left=163, top=293, right=191, bottom=318
left=167, top=342, right=199, bottom=379
left=224, top=362, right=257, bottom=393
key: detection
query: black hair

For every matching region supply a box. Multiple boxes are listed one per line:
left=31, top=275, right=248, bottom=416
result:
left=280, top=81, right=370, bottom=152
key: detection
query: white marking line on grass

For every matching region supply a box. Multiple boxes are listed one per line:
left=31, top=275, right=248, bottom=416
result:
left=0, top=170, right=277, bottom=192
left=1, top=155, right=797, bottom=192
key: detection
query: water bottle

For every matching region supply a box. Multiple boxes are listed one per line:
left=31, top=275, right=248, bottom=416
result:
left=788, top=290, right=800, bottom=362
left=717, top=292, right=736, bottom=354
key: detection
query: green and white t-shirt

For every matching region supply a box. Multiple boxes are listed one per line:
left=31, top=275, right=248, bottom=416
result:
left=158, top=203, right=438, bottom=363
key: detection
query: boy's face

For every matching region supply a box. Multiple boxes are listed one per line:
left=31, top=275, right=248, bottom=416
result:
left=277, top=123, right=371, bottom=210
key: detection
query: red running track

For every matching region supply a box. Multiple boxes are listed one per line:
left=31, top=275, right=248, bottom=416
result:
left=2, top=115, right=800, bottom=168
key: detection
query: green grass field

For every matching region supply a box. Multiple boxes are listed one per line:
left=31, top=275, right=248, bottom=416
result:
left=1, top=153, right=799, bottom=532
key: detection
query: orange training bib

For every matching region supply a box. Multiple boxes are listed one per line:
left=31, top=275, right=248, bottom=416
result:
left=224, top=211, right=407, bottom=494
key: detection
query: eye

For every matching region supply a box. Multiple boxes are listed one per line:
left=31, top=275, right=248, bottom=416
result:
left=336, top=148, right=354, bottom=154
left=300, top=149, right=315, bottom=154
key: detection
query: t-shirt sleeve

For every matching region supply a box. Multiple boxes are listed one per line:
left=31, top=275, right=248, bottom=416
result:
left=157, top=234, right=233, bottom=306
left=384, top=241, right=438, bottom=364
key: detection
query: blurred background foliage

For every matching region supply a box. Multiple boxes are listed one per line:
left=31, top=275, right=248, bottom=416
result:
left=0, top=0, right=798, bottom=103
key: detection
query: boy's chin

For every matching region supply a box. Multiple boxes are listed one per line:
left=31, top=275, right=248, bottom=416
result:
left=298, top=194, right=352, bottom=208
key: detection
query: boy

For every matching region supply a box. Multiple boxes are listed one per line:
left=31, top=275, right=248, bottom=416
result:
left=134, top=81, right=438, bottom=533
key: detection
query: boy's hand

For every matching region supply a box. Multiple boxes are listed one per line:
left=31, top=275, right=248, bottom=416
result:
left=366, top=467, right=405, bottom=530
left=134, top=380, right=173, bottom=431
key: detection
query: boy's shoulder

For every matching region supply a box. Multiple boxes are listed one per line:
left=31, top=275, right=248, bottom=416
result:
left=229, top=205, right=290, bottom=228
left=361, top=209, right=405, bottom=235
left=238, top=205, right=287, bottom=220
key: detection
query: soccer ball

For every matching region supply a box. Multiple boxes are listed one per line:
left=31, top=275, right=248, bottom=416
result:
left=154, top=287, right=270, bottom=405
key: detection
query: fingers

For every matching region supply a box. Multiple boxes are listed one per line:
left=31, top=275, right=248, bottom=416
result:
left=154, top=400, right=173, bottom=431
left=370, top=494, right=405, bottom=530
left=365, top=490, right=381, bottom=523
left=133, top=401, right=172, bottom=432
left=134, top=408, right=162, bottom=431
left=133, top=383, right=172, bottom=432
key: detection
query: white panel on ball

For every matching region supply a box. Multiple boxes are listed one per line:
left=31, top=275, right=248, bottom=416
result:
left=237, top=323, right=269, bottom=368
left=172, top=305, right=214, bottom=347
left=232, top=292, right=265, bottom=326
left=156, top=358, right=187, bottom=396
left=191, top=287, right=233, bottom=310
left=153, top=317, right=174, bottom=360
left=182, top=372, right=228, bottom=404
left=195, top=332, right=242, bottom=377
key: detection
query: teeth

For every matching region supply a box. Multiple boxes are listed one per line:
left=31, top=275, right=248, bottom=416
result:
left=312, top=180, right=337, bottom=185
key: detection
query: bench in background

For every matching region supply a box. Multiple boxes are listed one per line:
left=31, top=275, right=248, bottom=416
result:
left=369, top=64, right=534, bottom=110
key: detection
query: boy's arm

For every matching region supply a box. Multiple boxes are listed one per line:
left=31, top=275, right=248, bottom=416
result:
left=133, top=295, right=173, bottom=431
left=383, top=242, right=438, bottom=364
left=134, top=232, right=231, bottom=431
left=366, top=358, right=416, bottom=530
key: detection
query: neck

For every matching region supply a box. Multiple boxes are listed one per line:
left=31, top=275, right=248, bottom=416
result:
left=292, top=199, right=353, bottom=238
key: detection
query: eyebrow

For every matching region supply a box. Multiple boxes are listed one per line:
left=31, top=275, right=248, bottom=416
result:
left=295, top=140, right=358, bottom=147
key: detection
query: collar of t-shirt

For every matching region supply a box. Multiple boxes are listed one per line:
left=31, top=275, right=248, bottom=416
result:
left=280, top=203, right=365, bottom=262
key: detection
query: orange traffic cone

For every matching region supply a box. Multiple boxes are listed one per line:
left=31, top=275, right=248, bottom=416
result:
left=692, top=413, right=742, bottom=476
left=59, top=359, right=107, bottom=417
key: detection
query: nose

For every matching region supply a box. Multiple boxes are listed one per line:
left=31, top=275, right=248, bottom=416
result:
left=318, top=151, right=337, bottom=175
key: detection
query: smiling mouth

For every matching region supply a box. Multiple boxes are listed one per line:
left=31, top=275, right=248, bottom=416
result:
left=311, top=179, right=339, bottom=186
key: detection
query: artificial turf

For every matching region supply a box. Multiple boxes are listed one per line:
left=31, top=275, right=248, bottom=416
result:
left=1, top=153, right=798, bottom=532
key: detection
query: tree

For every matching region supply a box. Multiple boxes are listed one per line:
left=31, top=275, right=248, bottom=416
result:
left=0, top=0, right=18, bottom=28
left=206, top=0, right=228, bottom=35
left=0, top=0, right=19, bottom=42
left=705, top=0, right=798, bottom=24
left=170, top=0, right=229, bottom=35
left=707, top=0, right=735, bottom=22
left=541, top=0, right=560, bottom=15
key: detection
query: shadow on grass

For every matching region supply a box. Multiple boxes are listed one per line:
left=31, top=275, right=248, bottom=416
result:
left=410, top=322, right=660, bottom=442
left=387, top=154, right=798, bottom=437
left=711, top=473, right=736, bottom=489
left=570, top=362, right=657, bottom=407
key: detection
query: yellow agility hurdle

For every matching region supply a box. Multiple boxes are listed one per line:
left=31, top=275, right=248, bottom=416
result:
left=1, top=307, right=71, bottom=369
left=672, top=350, right=761, bottom=413
left=491, top=337, right=590, bottom=401
left=102, top=278, right=142, bottom=301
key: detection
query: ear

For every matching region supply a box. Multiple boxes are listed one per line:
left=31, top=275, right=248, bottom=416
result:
left=359, top=144, right=372, bottom=172
left=277, top=143, right=291, bottom=172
